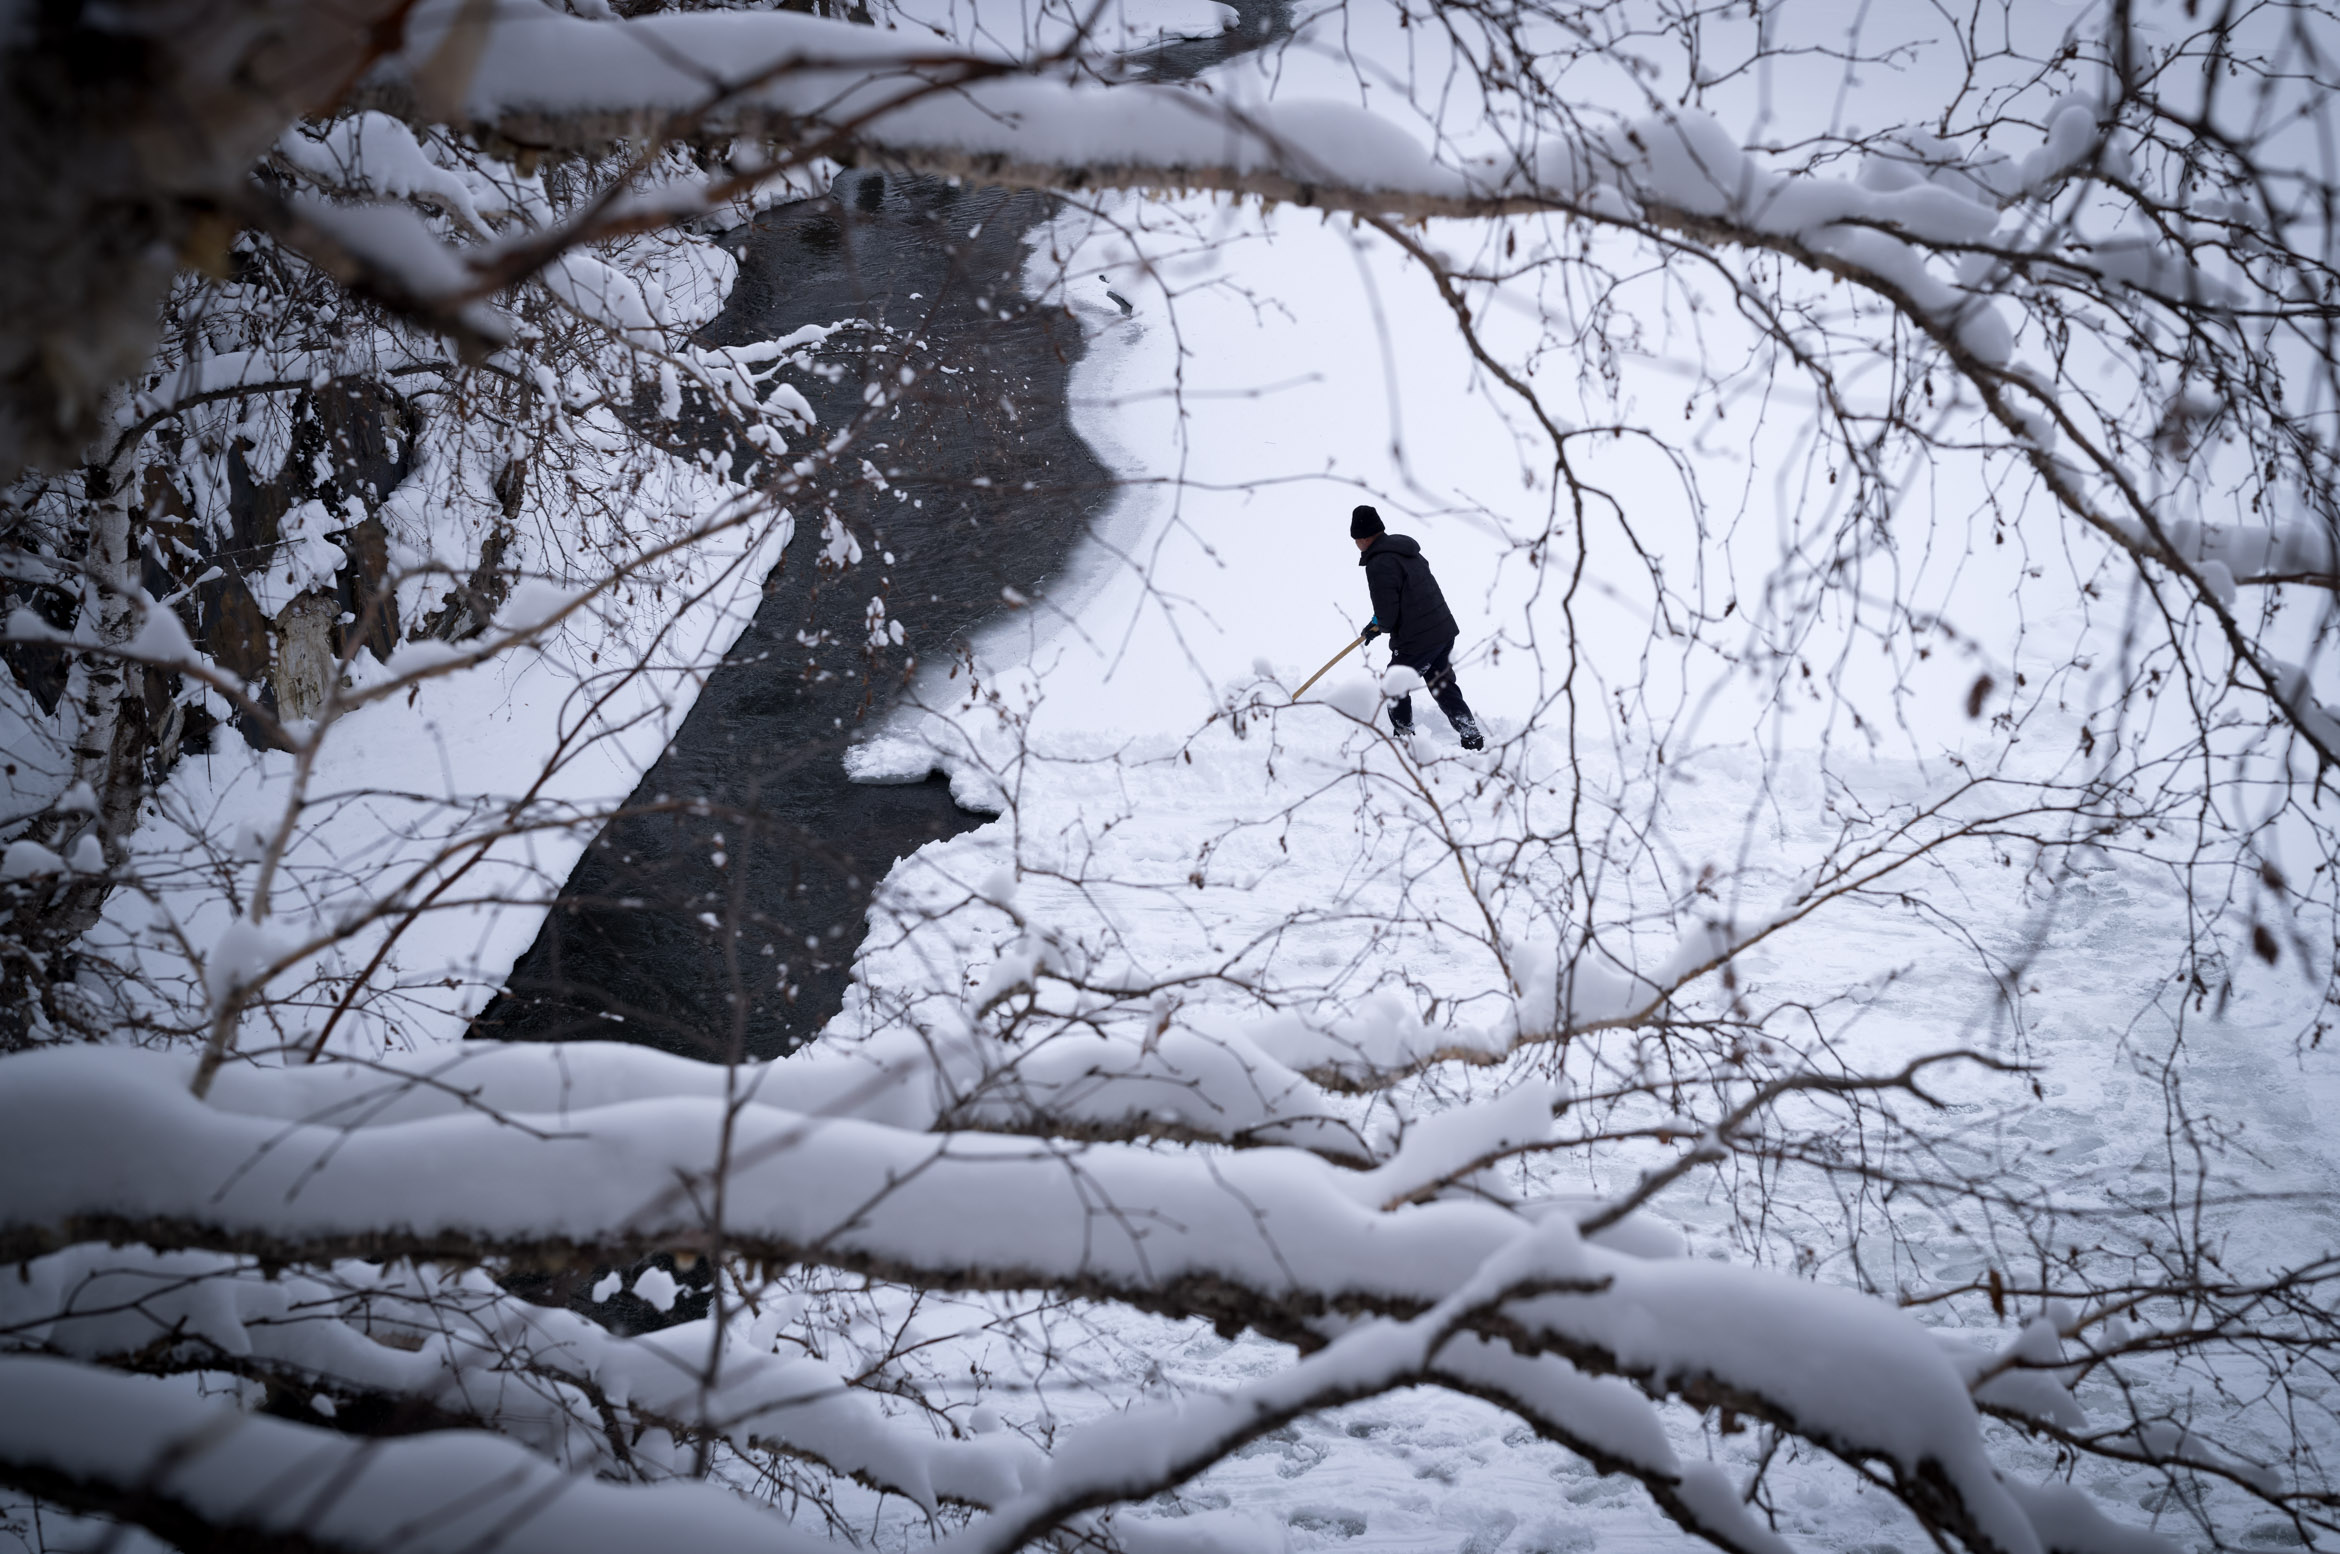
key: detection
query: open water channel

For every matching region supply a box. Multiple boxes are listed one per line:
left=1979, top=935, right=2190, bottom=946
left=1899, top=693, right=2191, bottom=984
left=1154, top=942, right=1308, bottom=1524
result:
left=475, top=171, right=1108, bottom=1060
left=481, top=4, right=1292, bottom=1070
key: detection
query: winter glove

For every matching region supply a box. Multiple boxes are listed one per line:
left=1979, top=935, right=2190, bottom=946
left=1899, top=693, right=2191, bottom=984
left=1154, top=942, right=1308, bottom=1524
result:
left=1359, top=617, right=1382, bottom=643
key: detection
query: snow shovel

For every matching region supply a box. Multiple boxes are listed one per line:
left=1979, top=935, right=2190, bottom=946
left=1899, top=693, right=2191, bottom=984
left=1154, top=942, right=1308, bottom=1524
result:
left=1292, top=634, right=1365, bottom=700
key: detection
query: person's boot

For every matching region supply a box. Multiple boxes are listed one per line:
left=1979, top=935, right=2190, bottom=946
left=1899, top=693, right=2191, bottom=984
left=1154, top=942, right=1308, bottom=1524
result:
left=1454, top=715, right=1485, bottom=752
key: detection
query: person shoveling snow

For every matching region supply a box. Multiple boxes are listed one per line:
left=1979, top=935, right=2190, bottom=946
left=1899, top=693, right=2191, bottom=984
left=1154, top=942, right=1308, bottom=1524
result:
left=1351, top=505, right=1484, bottom=750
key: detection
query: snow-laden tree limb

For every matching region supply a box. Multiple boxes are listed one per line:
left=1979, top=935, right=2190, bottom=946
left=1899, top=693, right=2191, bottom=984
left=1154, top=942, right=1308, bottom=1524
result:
left=0, top=1352, right=837, bottom=1554
left=0, top=1041, right=2141, bottom=1554
left=1, top=1244, right=1044, bottom=1510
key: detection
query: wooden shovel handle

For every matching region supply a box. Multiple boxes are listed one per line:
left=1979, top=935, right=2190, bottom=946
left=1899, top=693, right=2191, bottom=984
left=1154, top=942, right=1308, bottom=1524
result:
left=1292, top=634, right=1366, bottom=700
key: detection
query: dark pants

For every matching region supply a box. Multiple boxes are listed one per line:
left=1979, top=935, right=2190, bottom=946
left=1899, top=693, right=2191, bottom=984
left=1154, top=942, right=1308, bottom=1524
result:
left=1390, top=642, right=1476, bottom=733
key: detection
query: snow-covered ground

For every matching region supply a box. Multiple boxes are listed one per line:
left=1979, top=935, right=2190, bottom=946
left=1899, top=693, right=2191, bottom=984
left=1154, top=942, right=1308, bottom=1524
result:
left=822, top=175, right=2340, bottom=1550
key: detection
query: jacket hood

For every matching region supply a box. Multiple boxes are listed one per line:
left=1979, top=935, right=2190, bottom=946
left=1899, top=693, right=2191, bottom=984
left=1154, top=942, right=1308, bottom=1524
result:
left=1359, top=533, right=1421, bottom=564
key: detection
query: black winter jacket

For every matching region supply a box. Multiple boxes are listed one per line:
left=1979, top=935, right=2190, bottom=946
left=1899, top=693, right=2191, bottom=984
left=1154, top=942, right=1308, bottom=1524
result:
left=1360, top=533, right=1460, bottom=663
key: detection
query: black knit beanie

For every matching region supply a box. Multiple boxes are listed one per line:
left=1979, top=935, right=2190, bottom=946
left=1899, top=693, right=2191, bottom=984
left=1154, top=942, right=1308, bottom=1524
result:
left=1350, top=505, right=1386, bottom=539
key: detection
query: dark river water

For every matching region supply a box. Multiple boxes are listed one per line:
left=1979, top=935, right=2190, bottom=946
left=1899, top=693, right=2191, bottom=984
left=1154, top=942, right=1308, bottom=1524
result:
left=475, top=175, right=1111, bottom=1060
